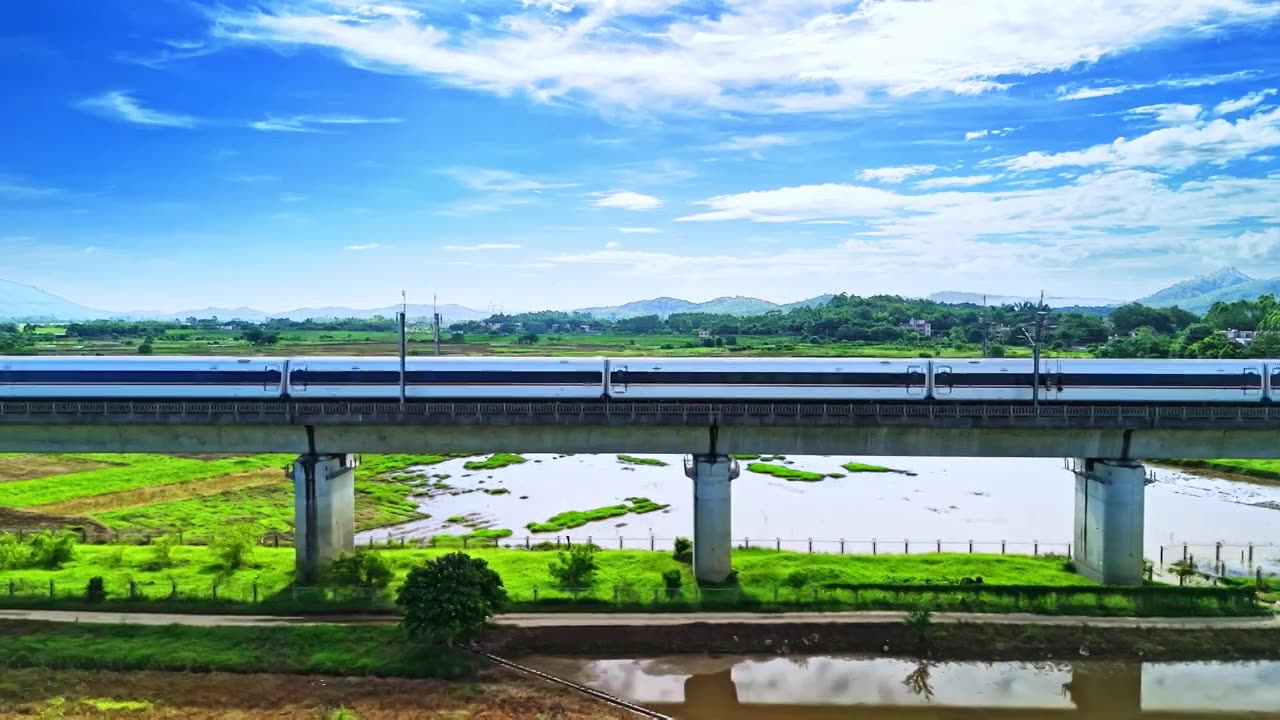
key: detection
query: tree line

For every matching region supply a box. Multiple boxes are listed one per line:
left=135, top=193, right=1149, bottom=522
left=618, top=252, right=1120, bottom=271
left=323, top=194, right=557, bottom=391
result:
left=5, top=294, right=1280, bottom=358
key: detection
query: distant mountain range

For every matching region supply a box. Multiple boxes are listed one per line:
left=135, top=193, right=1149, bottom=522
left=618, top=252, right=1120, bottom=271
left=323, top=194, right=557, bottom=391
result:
left=926, top=291, right=1123, bottom=308
left=0, top=280, right=834, bottom=323
left=575, top=294, right=834, bottom=319
left=8, top=268, right=1280, bottom=324
left=1136, top=267, right=1280, bottom=313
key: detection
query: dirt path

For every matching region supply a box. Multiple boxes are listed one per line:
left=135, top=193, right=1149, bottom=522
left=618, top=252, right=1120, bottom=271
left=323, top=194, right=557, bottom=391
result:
left=32, top=468, right=286, bottom=515
left=0, top=455, right=114, bottom=483
left=1, top=608, right=1276, bottom=629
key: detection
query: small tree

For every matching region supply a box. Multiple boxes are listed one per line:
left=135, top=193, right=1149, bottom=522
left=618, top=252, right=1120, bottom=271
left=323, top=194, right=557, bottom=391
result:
left=85, top=576, right=107, bottom=604
left=212, top=525, right=258, bottom=570
left=548, top=545, right=599, bottom=589
left=147, top=533, right=178, bottom=570
left=137, top=338, right=154, bottom=355
left=327, top=551, right=394, bottom=590
left=673, top=537, right=693, bottom=564
left=662, top=569, right=683, bottom=599
left=396, top=553, right=506, bottom=646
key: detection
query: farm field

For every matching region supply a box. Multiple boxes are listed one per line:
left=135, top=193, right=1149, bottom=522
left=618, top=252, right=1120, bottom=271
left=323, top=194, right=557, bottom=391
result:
left=16, top=325, right=1080, bottom=358
left=0, top=453, right=453, bottom=540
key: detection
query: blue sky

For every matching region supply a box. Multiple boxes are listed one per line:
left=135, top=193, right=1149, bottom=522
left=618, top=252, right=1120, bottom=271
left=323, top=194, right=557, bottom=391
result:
left=3, top=0, right=1280, bottom=313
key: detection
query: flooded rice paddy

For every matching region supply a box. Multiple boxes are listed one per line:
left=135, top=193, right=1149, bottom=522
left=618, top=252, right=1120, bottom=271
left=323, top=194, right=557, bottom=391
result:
left=357, top=454, right=1280, bottom=571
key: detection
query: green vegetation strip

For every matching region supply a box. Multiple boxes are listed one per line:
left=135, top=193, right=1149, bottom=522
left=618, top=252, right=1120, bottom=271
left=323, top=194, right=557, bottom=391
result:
left=842, top=462, right=895, bottom=473
left=0, top=622, right=475, bottom=678
left=746, top=462, right=827, bottom=482
left=0, top=455, right=294, bottom=509
left=525, top=497, right=669, bottom=532
left=1162, top=459, right=1280, bottom=481
left=463, top=453, right=527, bottom=471
left=616, top=455, right=669, bottom=467
left=0, top=544, right=1258, bottom=617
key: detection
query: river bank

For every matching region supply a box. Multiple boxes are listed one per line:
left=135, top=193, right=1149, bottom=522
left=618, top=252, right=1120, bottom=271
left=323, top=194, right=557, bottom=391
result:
left=0, top=666, right=632, bottom=720
left=0, top=544, right=1261, bottom=617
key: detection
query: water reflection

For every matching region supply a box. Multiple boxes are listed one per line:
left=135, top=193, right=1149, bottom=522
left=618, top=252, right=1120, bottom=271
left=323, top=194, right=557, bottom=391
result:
left=357, top=454, right=1280, bottom=571
left=523, top=656, right=1280, bottom=719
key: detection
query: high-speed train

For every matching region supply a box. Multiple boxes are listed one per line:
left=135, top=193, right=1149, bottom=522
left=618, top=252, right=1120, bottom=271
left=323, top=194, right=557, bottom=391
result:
left=1, top=356, right=1277, bottom=404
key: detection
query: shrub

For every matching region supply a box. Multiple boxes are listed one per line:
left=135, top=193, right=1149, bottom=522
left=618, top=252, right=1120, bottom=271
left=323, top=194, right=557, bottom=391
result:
left=28, top=531, right=76, bottom=569
left=147, top=534, right=178, bottom=570
left=1061, top=560, right=1078, bottom=573
left=548, top=545, right=599, bottom=589
left=662, top=569, right=683, bottom=599
left=783, top=570, right=811, bottom=600
left=211, top=525, right=258, bottom=570
left=396, top=552, right=507, bottom=646
left=327, top=551, right=394, bottom=590
left=904, top=607, right=934, bottom=633
left=0, top=532, right=31, bottom=570
left=85, top=576, right=107, bottom=604
left=673, top=536, right=693, bottom=564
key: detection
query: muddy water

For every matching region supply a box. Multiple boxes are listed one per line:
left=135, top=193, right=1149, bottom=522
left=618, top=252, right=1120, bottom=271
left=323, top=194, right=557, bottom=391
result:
left=523, top=656, right=1280, bottom=719
left=357, top=455, right=1280, bottom=569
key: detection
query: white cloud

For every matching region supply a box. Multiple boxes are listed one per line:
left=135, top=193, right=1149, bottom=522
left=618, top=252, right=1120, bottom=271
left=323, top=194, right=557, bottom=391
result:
left=605, top=240, right=621, bottom=249
left=0, top=176, right=61, bottom=198
left=1127, top=103, right=1202, bottom=124
left=708, top=134, right=797, bottom=151
left=1056, top=70, right=1257, bottom=101
left=674, top=170, right=1280, bottom=255
left=1215, top=88, right=1278, bottom=115
left=441, top=168, right=569, bottom=193
left=593, top=191, right=662, bottom=210
left=1004, top=106, right=1280, bottom=172
left=344, top=243, right=381, bottom=250
left=914, top=175, right=997, bottom=189
left=1234, top=226, right=1280, bottom=260
left=442, top=243, right=521, bottom=251
left=858, top=165, right=937, bottom=183
left=227, top=175, right=280, bottom=184
left=964, top=127, right=1016, bottom=142
left=210, top=1, right=1279, bottom=114
left=278, top=192, right=305, bottom=203
left=618, top=227, right=660, bottom=233
left=77, top=91, right=196, bottom=128
left=250, top=114, right=404, bottom=132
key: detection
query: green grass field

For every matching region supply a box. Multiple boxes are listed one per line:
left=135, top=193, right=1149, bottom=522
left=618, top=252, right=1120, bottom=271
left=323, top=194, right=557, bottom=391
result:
left=524, top=497, right=669, bottom=533
left=0, top=622, right=475, bottom=678
left=1162, top=459, right=1280, bottom=482
left=0, top=453, right=449, bottom=540
left=616, top=455, right=669, bottom=467
left=0, top=544, right=1257, bottom=616
left=0, top=455, right=293, bottom=509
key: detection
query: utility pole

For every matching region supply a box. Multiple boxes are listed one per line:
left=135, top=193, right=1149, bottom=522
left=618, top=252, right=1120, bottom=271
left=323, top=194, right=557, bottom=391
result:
left=981, top=294, right=989, bottom=358
left=399, top=290, right=407, bottom=411
left=433, top=293, right=441, bottom=356
left=1021, top=292, right=1049, bottom=407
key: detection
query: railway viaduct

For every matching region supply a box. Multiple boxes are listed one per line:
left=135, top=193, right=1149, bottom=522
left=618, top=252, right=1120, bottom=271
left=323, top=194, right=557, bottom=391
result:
left=4, top=399, right=1280, bottom=585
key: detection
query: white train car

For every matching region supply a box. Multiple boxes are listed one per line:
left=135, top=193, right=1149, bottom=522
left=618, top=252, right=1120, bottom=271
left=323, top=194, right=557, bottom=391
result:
left=930, top=359, right=1042, bottom=401
left=0, top=356, right=287, bottom=399
left=931, top=358, right=1268, bottom=403
left=285, top=356, right=607, bottom=400
left=606, top=357, right=928, bottom=401
left=1047, top=359, right=1266, bottom=403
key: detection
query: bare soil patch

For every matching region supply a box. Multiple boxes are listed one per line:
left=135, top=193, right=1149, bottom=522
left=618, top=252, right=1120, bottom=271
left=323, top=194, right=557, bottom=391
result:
left=0, top=507, right=109, bottom=537
left=0, top=667, right=630, bottom=719
left=33, top=469, right=287, bottom=516
left=0, top=456, right=115, bottom=483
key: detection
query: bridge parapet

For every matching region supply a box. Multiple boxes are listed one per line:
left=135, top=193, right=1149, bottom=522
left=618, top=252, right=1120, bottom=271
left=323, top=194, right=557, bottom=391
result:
left=4, top=401, right=1280, bottom=430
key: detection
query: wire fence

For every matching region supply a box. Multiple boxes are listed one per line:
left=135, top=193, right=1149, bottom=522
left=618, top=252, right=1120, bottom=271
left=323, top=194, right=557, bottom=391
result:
left=0, top=577, right=1260, bottom=616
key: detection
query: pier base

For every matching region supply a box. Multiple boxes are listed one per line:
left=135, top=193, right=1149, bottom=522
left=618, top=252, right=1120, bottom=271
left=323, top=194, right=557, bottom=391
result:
left=1072, top=458, right=1147, bottom=585
left=293, top=453, right=358, bottom=583
left=685, top=454, right=739, bottom=584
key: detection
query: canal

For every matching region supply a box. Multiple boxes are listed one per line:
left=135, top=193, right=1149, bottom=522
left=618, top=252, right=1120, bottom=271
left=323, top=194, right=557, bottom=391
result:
left=523, top=655, right=1280, bottom=719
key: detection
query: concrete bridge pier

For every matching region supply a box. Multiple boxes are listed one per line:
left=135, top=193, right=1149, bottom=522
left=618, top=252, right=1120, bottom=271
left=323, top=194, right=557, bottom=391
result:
left=293, top=453, right=358, bottom=583
left=1071, top=458, right=1148, bottom=585
left=684, top=454, right=740, bottom=584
